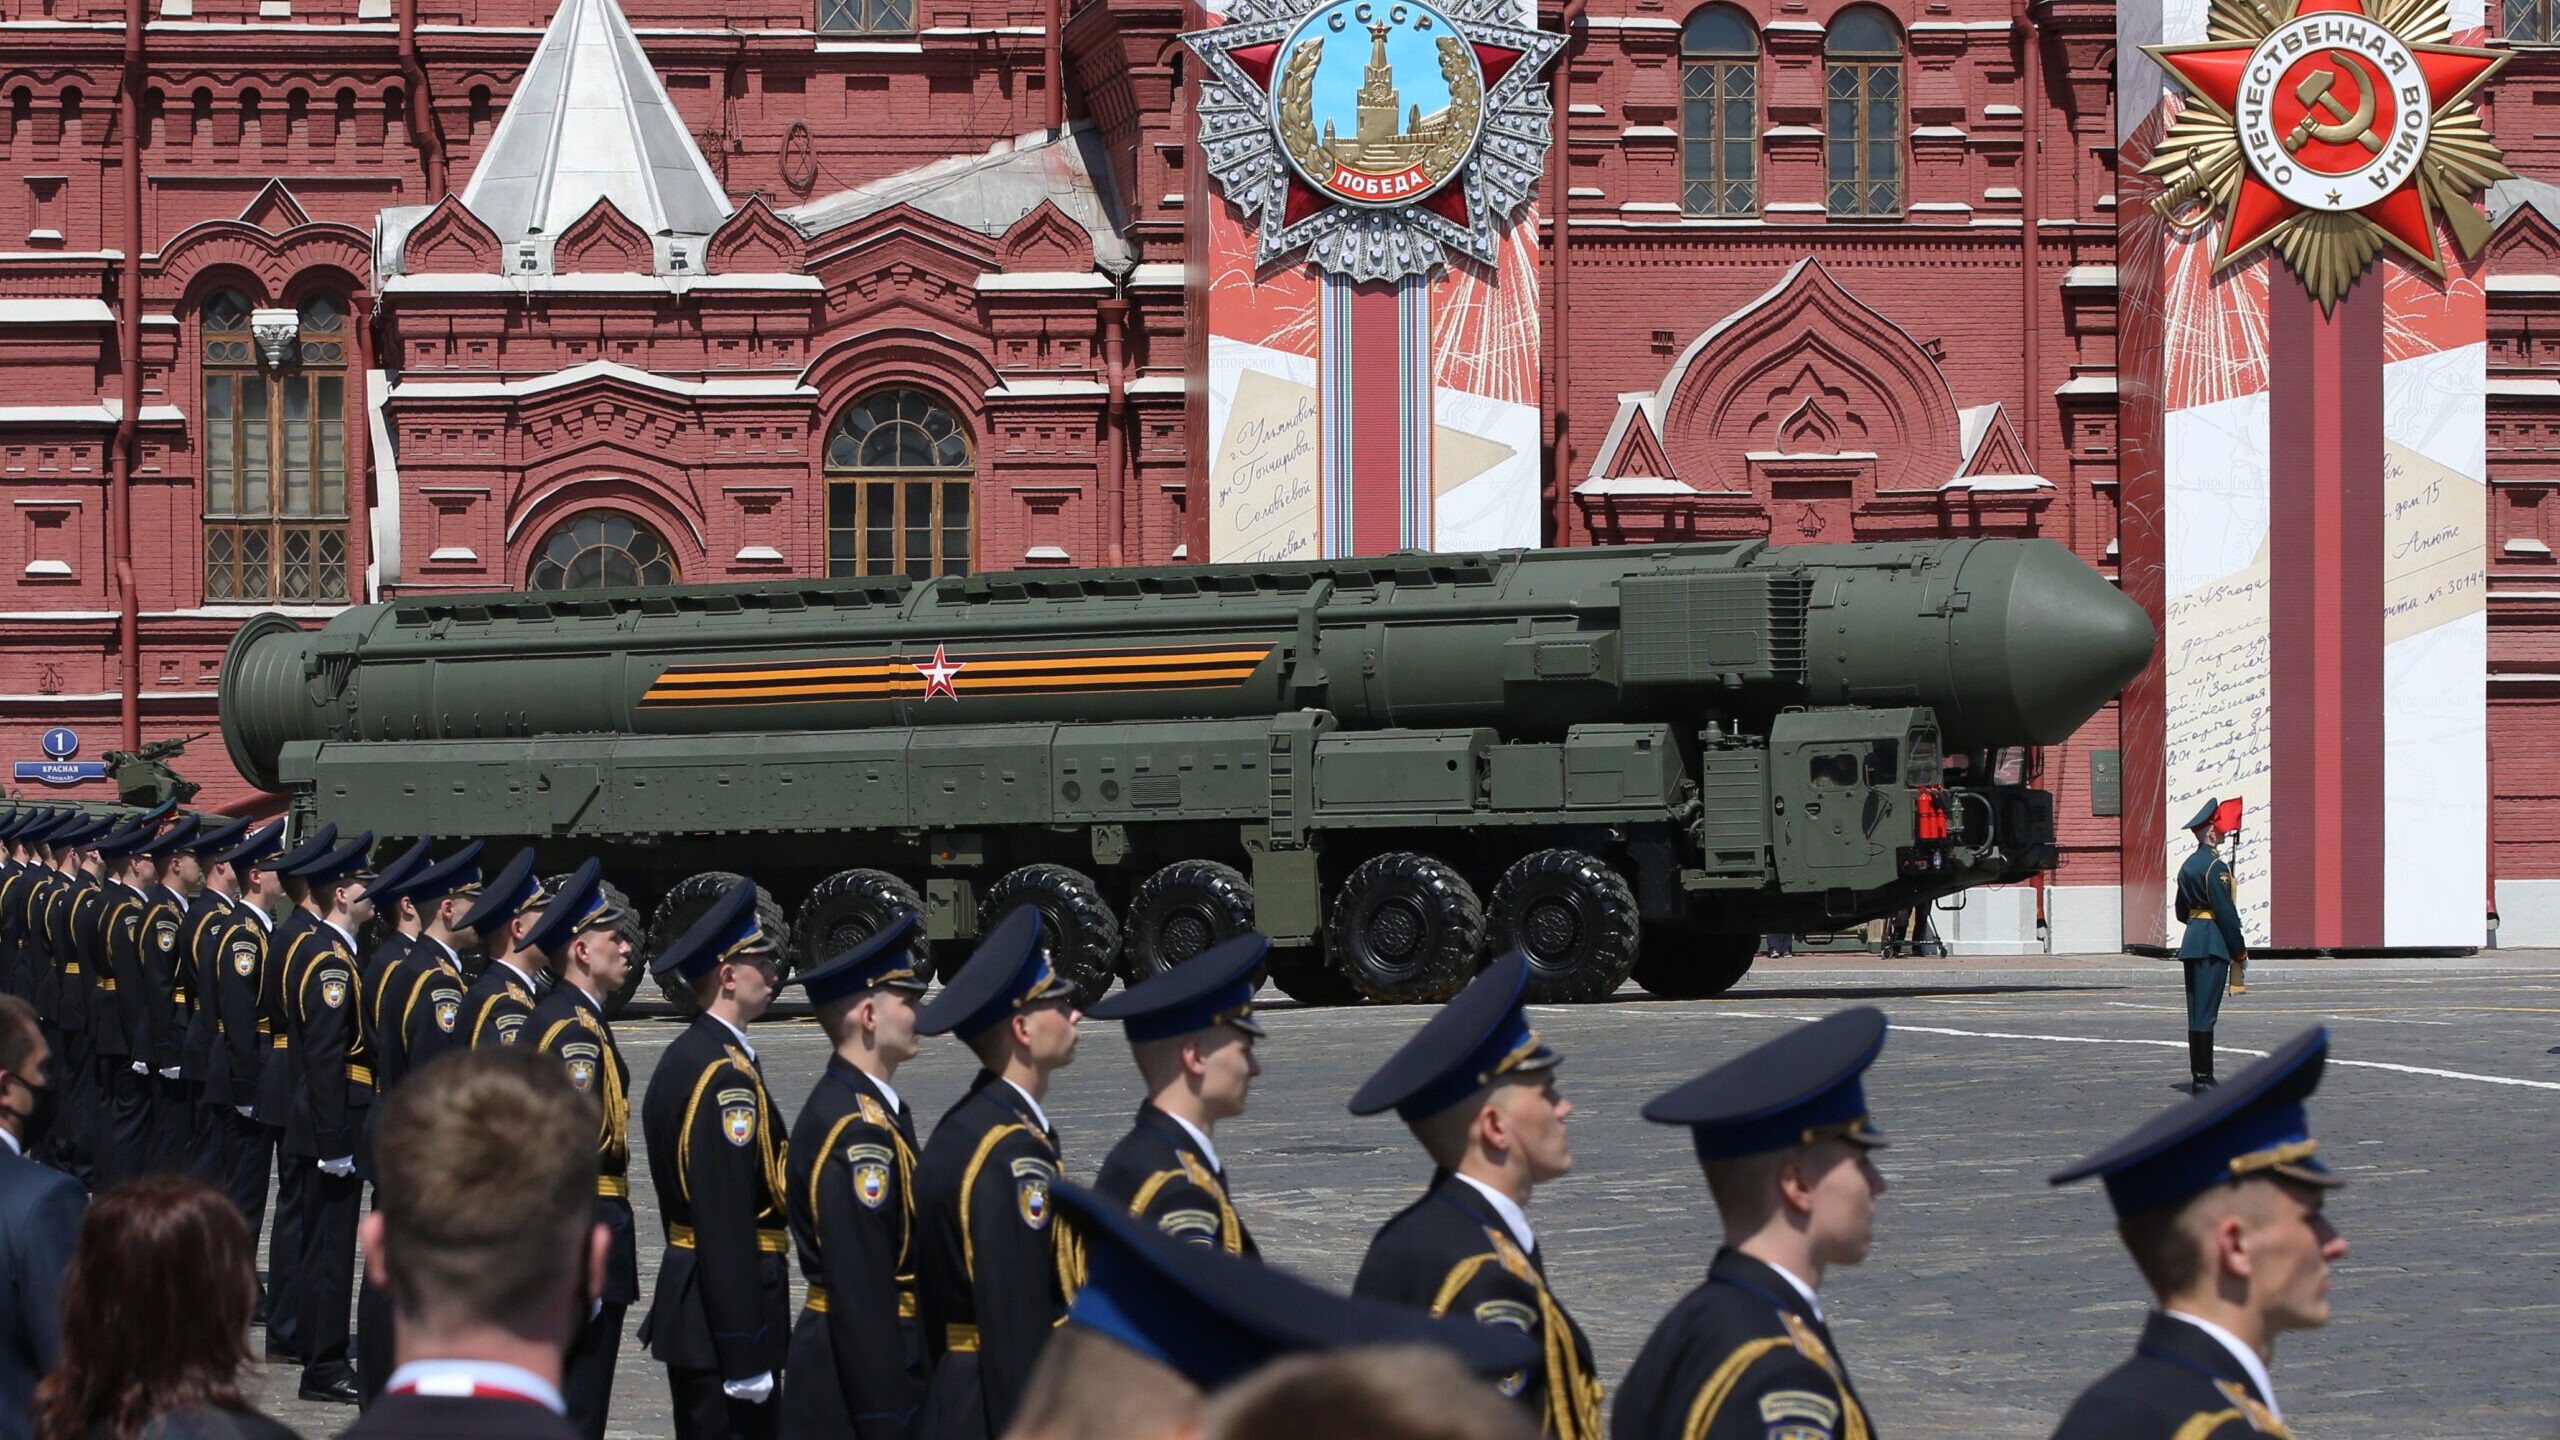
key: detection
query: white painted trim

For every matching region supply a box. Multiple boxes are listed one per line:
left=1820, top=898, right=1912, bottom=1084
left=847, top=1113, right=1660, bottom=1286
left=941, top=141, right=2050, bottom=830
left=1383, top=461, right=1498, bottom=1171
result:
left=2490, top=377, right=2560, bottom=396
left=814, top=39, right=923, bottom=51
left=0, top=300, right=113, bottom=325
left=734, top=545, right=785, bottom=562
left=2487, top=274, right=2560, bottom=293
left=1124, top=375, right=1185, bottom=396
left=2063, top=264, right=2117, bottom=289
left=985, top=379, right=1108, bottom=398
left=2504, top=537, right=2552, bottom=555
left=386, top=359, right=815, bottom=402
left=1126, top=262, right=1184, bottom=289
left=2056, top=375, right=2117, bottom=397
left=21, top=560, right=70, bottom=577
left=10, top=498, right=81, bottom=508
left=1024, top=544, right=1071, bottom=561
left=381, top=272, right=819, bottom=295
left=427, top=546, right=479, bottom=562
left=974, top=272, right=1111, bottom=292
left=365, top=367, right=400, bottom=599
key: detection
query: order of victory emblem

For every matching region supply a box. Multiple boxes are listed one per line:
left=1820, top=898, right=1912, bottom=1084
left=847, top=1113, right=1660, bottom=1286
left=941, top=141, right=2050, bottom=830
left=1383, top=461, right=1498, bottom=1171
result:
left=1187, top=0, right=1564, bottom=281
left=2142, top=0, right=2510, bottom=309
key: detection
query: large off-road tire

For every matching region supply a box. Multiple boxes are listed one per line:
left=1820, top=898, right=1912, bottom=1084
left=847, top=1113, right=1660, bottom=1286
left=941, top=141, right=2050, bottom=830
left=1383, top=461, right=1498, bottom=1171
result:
left=1629, top=925, right=1757, bottom=1000
left=1489, top=849, right=1642, bottom=1005
left=795, top=868, right=929, bottom=978
left=645, top=871, right=790, bottom=1016
left=1122, top=860, right=1258, bottom=984
left=981, top=863, right=1121, bottom=1005
left=534, top=871, right=643, bottom=1015
left=1326, top=851, right=1485, bottom=1004
left=1265, top=945, right=1366, bottom=1007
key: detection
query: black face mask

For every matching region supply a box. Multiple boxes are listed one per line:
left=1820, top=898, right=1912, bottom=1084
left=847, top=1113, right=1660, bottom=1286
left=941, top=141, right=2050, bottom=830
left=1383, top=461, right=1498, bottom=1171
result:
left=8, top=1058, right=60, bottom=1156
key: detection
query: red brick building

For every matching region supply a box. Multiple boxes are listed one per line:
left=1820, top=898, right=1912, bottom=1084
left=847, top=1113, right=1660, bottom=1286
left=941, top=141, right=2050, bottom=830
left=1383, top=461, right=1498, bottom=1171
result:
left=0, top=0, right=2554, bottom=947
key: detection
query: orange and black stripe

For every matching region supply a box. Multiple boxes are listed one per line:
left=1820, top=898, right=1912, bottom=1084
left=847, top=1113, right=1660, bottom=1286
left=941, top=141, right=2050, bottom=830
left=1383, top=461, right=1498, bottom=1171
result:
left=638, top=642, right=1275, bottom=708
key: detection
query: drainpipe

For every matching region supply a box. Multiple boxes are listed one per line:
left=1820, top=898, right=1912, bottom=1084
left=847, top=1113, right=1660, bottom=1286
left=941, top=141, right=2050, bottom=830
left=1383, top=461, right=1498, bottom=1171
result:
left=2485, top=731, right=2501, bottom=945
left=1547, top=0, right=1584, bottom=547
left=113, top=0, right=144, bottom=751
left=1043, top=0, right=1064, bottom=136
left=399, top=0, right=445, bottom=196
left=1099, top=297, right=1131, bottom=566
left=2015, top=0, right=2041, bottom=474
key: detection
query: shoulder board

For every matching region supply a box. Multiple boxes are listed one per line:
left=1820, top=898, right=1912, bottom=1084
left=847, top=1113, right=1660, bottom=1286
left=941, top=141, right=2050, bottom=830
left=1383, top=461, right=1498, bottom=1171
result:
left=2208, top=1380, right=2283, bottom=1435
left=1178, top=1151, right=1219, bottom=1192
left=575, top=1008, right=606, bottom=1037
left=1486, top=1228, right=1537, bottom=1284
left=857, top=1093, right=891, bottom=1130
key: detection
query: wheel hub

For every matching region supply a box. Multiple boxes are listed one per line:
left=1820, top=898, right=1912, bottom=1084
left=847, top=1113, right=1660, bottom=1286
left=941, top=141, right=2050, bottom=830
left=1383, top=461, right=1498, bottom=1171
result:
left=1523, top=898, right=1582, bottom=959
left=1161, top=907, right=1213, bottom=961
left=1368, top=897, right=1426, bottom=962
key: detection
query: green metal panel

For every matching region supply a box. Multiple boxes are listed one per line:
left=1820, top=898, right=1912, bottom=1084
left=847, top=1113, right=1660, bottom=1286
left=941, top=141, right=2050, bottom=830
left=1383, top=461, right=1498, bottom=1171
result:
left=1487, top=745, right=1565, bottom=811
left=1312, top=730, right=1493, bottom=818
left=1050, top=720, right=1272, bottom=823
left=1562, top=724, right=1681, bottom=809
left=1618, top=571, right=1809, bottom=685
left=909, top=728, right=1051, bottom=827
left=1768, top=710, right=1914, bottom=887
left=1694, top=742, right=1770, bottom=884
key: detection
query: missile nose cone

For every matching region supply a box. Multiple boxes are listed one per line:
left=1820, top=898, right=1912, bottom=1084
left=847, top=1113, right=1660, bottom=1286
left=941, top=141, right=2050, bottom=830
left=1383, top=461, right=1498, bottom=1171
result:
left=1997, top=541, right=2154, bottom=744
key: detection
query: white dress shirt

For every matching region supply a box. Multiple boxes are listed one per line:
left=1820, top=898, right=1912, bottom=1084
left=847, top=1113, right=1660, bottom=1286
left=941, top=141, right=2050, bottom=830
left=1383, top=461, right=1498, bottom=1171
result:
left=1002, top=1076, right=1051, bottom=1133
left=383, top=1359, right=567, bottom=1414
left=1167, top=1110, right=1221, bottom=1174
left=2164, top=1310, right=2282, bottom=1422
left=1452, top=1171, right=1536, bottom=1253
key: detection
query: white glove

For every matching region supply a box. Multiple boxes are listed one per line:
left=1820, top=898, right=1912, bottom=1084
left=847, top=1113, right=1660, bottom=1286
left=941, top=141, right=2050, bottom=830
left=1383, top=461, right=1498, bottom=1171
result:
left=131, top=1061, right=148, bottom=1075
left=235, top=1105, right=256, bottom=1119
left=158, top=1067, right=180, bottom=1079
left=318, top=1156, right=355, bottom=1178
left=722, top=1372, right=775, bottom=1404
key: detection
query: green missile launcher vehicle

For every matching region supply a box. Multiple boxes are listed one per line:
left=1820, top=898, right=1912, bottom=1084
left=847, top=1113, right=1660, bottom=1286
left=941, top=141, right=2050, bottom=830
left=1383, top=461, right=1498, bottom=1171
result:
left=218, top=536, right=2152, bottom=1010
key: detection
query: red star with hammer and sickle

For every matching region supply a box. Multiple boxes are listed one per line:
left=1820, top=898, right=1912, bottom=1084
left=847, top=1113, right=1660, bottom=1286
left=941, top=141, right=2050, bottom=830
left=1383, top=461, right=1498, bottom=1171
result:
left=914, top=643, right=965, bottom=701
left=2153, top=0, right=2502, bottom=268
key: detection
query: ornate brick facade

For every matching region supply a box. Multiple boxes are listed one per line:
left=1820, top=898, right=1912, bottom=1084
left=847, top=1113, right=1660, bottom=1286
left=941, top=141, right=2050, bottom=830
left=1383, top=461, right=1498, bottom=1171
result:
left=0, top=0, right=2553, bottom=946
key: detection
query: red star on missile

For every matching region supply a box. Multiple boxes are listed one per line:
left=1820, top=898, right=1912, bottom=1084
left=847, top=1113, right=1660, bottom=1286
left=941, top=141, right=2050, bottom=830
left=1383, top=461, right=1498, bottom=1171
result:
left=2153, top=0, right=2504, bottom=269
left=914, top=643, right=965, bottom=701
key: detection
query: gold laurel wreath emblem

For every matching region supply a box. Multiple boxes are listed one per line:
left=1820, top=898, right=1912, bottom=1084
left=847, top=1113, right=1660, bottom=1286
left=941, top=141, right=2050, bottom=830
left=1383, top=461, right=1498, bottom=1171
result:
left=1275, top=31, right=1483, bottom=198
left=2140, top=0, right=2512, bottom=309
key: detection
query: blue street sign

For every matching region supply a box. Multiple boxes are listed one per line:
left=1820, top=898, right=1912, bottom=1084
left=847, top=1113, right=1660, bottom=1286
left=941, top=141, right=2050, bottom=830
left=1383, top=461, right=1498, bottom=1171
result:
left=15, top=760, right=107, bottom=786
left=40, top=727, right=78, bottom=759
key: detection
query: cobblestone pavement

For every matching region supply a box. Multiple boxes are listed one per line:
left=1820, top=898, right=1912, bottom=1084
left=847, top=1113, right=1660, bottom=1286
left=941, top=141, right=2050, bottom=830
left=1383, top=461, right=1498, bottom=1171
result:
left=248, top=953, right=2560, bottom=1437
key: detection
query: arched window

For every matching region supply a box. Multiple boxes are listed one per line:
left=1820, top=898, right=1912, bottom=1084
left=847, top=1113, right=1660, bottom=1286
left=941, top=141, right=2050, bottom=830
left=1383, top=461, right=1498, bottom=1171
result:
left=823, top=387, right=975, bottom=580
left=819, top=0, right=912, bottom=35
left=2511, top=0, right=2554, bottom=42
left=201, top=287, right=352, bottom=603
left=1824, top=7, right=1903, bottom=218
left=526, top=510, right=678, bottom=590
left=1681, top=6, right=1759, bottom=217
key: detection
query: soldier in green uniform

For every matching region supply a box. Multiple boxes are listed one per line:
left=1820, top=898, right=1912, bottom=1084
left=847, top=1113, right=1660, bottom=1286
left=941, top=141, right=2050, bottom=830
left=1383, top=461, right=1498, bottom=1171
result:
left=1348, top=951, right=1601, bottom=1440
left=1612, top=1009, right=1891, bottom=1440
left=2049, top=1028, right=2349, bottom=1440
left=521, top=858, right=639, bottom=1440
left=455, top=848, right=548, bottom=1048
left=637, top=878, right=793, bottom=1440
left=1085, top=932, right=1267, bottom=1257
left=2176, top=799, right=2249, bottom=1093
left=911, top=906, right=1083, bottom=1440
left=780, top=911, right=933, bottom=1440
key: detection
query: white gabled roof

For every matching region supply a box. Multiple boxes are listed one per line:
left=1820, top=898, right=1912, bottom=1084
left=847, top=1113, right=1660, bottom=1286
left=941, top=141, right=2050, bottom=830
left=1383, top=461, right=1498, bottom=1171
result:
left=461, top=0, right=731, bottom=249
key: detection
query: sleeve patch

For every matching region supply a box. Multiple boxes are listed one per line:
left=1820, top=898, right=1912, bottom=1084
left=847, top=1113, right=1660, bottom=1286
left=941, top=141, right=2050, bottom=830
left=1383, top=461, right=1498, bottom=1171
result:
left=316, top=968, right=352, bottom=1009
left=1010, top=1155, right=1058, bottom=1184
left=1759, top=1391, right=1840, bottom=1431
left=1157, top=1209, right=1220, bottom=1242
left=1017, top=1175, right=1052, bottom=1229
left=845, top=1141, right=895, bottom=1166
left=1471, top=1298, right=1538, bottom=1332
left=721, top=1099, right=758, bottom=1146
left=230, top=938, right=260, bottom=976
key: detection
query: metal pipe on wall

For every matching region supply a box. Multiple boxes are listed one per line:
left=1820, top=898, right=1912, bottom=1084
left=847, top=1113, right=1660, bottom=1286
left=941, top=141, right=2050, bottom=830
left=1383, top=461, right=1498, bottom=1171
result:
left=114, top=0, right=144, bottom=751
left=399, top=0, right=445, bottom=197
left=2015, top=0, right=2041, bottom=473
left=1100, top=297, right=1131, bottom=566
left=1547, top=0, right=1584, bottom=548
left=1044, top=0, right=1065, bottom=135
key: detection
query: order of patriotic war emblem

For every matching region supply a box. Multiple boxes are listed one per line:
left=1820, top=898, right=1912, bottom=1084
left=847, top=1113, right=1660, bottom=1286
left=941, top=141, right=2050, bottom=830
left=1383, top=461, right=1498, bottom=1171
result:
left=1187, top=0, right=1562, bottom=281
left=2142, top=0, right=2511, bottom=309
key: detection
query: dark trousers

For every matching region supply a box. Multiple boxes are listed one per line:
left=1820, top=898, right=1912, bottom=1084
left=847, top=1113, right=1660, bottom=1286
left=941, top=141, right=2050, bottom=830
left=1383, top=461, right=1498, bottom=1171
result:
left=563, top=1301, right=628, bottom=1440
left=265, top=1146, right=309, bottom=1357
left=189, top=1086, right=228, bottom=1181
left=145, top=1073, right=190, bottom=1175
left=50, top=1031, right=96, bottom=1188
left=97, top=1058, right=150, bottom=1189
left=224, top=1110, right=275, bottom=1258
left=299, top=1165, right=363, bottom=1384
left=2183, top=957, right=2232, bottom=1032
left=356, top=1274, right=393, bottom=1409
left=669, top=1368, right=781, bottom=1440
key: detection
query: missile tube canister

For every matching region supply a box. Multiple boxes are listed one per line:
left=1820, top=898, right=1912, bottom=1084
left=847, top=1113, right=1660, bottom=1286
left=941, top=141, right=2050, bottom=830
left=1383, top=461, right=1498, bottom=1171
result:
left=221, top=538, right=2154, bottom=793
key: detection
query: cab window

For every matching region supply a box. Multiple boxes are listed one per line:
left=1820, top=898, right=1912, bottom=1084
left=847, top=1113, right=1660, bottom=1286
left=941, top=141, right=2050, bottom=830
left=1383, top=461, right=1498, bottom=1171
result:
left=1863, top=739, right=1899, bottom=786
left=1905, top=729, right=1941, bottom=785
left=1809, top=752, right=1859, bottom=788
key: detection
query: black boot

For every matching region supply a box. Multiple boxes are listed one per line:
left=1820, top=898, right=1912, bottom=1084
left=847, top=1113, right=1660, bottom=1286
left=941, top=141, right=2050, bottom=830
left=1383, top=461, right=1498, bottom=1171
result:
left=2189, top=1031, right=2217, bottom=1092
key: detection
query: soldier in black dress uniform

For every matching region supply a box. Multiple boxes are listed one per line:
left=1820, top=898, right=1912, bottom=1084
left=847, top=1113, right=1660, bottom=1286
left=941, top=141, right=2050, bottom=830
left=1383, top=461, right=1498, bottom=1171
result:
left=519, top=858, right=638, bottom=1440
left=45, top=815, right=112, bottom=1187
left=1348, top=951, right=1600, bottom=1440
left=281, top=832, right=379, bottom=1403
left=252, top=821, right=338, bottom=1362
left=355, top=841, right=486, bottom=1410
left=455, top=848, right=547, bottom=1049
left=910, top=906, right=1083, bottom=1440
left=637, top=878, right=792, bottom=1440
left=356, top=838, right=436, bottom=1016
left=201, top=820, right=284, bottom=1307
left=1086, top=933, right=1267, bottom=1256
left=174, top=816, right=251, bottom=1181
left=779, top=911, right=933, bottom=1440
left=1613, top=1009, right=1893, bottom=1440
left=2049, top=1028, right=2348, bottom=1440
left=89, top=817, right=160, bottom=1186
left=136, top=816, right=203, bottom=1174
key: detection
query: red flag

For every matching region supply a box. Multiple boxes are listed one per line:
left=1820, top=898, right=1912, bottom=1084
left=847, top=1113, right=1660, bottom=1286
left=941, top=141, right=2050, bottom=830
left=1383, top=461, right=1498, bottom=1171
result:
left=2213, top=798, right=2244, bottom=834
